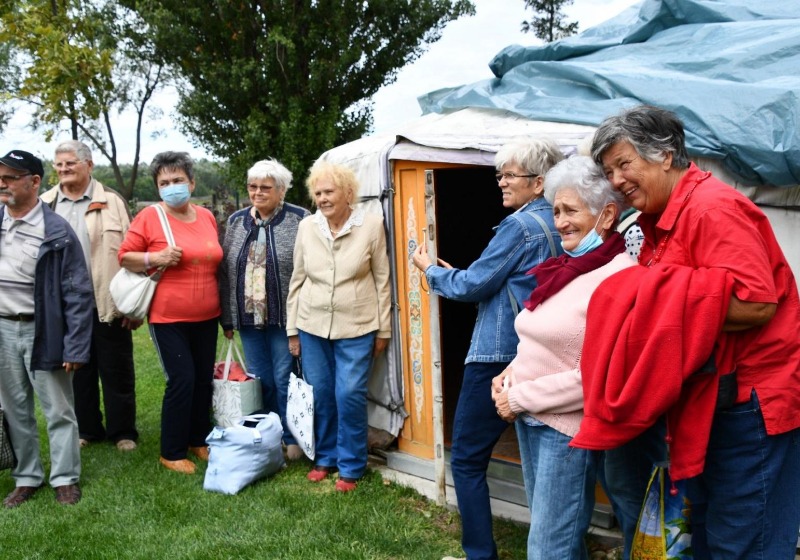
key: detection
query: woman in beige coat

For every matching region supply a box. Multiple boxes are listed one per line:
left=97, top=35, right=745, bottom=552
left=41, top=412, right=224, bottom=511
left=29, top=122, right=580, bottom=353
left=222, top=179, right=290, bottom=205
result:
left=286, top=161, right=391, bottom=492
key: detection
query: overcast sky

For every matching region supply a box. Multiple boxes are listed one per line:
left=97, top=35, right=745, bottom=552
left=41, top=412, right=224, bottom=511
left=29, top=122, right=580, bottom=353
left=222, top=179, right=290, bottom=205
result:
left=1, top=0, right=639, bottom=165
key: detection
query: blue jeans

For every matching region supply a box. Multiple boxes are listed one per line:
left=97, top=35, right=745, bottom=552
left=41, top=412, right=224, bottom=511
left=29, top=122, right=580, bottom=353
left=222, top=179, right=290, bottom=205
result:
left=298, top=330, right=375, bottom=480
left=517, top=419, right=599, bottom=560
left=450, top=361, right=511, bottom=560
left=601, top=419, right=667, bottom=558
left=687, top=391, right=800, bottom=560
left=239, top=325, right=295, bottom=445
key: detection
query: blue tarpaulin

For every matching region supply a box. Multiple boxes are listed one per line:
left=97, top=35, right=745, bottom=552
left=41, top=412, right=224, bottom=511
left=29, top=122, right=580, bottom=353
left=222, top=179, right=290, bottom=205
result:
left=418, top=0, right=800, bottom=187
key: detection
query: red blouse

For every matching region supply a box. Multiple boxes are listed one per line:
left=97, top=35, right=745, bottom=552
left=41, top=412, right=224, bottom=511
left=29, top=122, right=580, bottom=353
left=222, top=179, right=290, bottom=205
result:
left=638, top=163, right=800, bottom=436
left=119, top=204, right=223, bottom=324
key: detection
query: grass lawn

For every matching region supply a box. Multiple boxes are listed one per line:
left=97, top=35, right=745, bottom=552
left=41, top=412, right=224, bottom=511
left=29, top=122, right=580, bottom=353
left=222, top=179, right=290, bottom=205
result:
left=0, top=327, right=529, bottom=559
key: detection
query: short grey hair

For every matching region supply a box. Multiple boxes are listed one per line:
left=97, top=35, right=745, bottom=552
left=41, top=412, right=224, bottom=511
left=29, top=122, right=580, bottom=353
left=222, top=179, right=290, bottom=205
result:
left=150, top=151, right=194, bottom=185
left=591, top=105, right=690, bottom=169
left=247, top=158, right=293, bottom=192
left=55, top=140, right=93, bottom=163
left=543, top=156, right=626, bottom=218
left=494, top=137, right=564, bottom=176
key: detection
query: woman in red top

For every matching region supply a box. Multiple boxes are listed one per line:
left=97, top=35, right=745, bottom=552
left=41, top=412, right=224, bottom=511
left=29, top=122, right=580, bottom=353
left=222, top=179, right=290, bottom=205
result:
left=119, top=151, right=223, bottom=475
left=590, top=105, right=800, bottom=560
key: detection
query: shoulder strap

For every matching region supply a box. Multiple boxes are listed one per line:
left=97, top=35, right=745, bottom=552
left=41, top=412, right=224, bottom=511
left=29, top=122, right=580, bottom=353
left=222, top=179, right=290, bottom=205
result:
left=152, top=204, right=176, bottom=246
left=506, top=211, right=558, bottom=317
left=527, top=211, right=557, bottom=257
left=507, top=285, right=520, bottom=317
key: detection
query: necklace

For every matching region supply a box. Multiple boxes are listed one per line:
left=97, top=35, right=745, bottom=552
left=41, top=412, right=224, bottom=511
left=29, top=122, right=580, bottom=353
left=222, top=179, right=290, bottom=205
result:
left=327, top=208, right=352, bottom=236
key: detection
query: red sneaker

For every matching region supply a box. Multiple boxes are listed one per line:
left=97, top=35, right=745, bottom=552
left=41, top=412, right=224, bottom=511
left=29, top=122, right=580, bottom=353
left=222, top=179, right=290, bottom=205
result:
left=306, top=467, right=333, bottom=482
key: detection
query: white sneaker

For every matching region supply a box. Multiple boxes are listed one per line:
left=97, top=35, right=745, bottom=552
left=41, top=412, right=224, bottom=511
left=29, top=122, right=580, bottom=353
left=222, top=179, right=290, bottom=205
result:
left=441, top=557, right=466, bottom=560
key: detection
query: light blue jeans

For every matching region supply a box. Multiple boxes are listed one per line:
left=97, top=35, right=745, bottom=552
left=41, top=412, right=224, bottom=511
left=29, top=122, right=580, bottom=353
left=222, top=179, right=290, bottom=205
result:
left=0, top=318, right=81, bottom=487
left=239, top=325, right=296, bottom=446
left=517, top=418, right=599, bottom=560
left=298, top=330, right=375, bottom=480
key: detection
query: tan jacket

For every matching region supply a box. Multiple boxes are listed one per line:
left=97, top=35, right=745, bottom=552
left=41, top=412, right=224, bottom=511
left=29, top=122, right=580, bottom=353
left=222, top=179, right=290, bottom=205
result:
left=41, top=179, right=131, bottom=323
left=286, top=211, right=391, bottom=340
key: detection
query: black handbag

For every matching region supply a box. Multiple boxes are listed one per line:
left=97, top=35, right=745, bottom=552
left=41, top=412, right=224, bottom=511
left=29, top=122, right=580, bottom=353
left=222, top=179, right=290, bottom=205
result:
left=0, top=407, right=18, bottom=471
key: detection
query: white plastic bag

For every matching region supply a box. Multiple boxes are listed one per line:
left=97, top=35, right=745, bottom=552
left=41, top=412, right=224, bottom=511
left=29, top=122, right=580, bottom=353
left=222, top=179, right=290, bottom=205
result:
left=203, top=413, right=285, bottom=495
left=211, top=339, right=262, bottom=428
left=286, top=361, right=314, bottom=460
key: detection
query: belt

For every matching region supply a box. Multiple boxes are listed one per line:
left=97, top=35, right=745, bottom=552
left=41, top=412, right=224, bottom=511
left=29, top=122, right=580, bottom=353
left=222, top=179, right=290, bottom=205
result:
left=0, top=314, right=34, bottom=322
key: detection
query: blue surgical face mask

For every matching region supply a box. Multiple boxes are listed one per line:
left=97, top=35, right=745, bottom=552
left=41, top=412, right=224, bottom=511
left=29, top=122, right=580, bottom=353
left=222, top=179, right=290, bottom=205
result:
left=159, top=183, right=191, bottom=208
left=563, top=211, right=605, bottom=257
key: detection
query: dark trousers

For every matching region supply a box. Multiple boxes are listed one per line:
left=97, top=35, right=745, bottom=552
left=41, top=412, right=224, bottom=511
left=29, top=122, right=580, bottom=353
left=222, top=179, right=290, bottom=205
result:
left=73, top=311, right=138, bottom=443
left=149, top=318, right=217, bottom=460
left=450, top=361, right=511, bottom=560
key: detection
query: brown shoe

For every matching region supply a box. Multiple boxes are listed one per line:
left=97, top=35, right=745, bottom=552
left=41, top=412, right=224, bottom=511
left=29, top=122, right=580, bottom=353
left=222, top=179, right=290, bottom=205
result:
left=285, top=444, right=304, bottom=461
left=54, top=483, right=82, bottom=505
left=116, top=439, right=137, bottom=452
left=188, top=446, right=209, bottom=461
left=159, top=457, right=196, bottom=474
left=3, top=485, right=42, bottom=509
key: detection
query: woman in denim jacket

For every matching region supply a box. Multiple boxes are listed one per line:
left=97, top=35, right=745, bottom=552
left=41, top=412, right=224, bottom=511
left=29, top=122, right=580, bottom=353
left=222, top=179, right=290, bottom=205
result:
left=412, top=138, right=563, bottom=560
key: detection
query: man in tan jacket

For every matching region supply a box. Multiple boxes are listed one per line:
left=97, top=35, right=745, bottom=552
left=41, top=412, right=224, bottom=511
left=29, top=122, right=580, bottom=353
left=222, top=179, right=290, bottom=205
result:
left=41, top=140, right=139, bottom=451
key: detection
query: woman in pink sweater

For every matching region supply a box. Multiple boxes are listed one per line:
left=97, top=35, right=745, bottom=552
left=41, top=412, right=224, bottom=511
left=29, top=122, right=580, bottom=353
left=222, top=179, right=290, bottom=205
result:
left=492, top=156, right=634, bottom=559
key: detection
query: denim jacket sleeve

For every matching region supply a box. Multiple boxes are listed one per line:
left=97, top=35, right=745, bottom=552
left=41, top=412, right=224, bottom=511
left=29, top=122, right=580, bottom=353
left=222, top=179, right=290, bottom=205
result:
left=425, top=216, right=528, bottom=303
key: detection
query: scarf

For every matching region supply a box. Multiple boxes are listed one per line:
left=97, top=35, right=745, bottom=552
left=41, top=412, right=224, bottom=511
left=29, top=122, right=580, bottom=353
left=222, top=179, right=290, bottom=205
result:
left=524, top=231, right=626, bottom=311
left=244, top=205, right=281, bottom=325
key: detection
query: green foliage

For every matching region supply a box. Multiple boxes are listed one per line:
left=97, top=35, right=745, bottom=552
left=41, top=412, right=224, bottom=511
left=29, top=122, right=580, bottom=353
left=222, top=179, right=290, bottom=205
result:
left=521, top=0, right=579, bottom=42
left=92, top=158, right=229, bottom=202
left=121, top=0, right=475, bottom=197
left=0, top=326, right=529, bottom=559
left=0, top=0, right=165, bottom=200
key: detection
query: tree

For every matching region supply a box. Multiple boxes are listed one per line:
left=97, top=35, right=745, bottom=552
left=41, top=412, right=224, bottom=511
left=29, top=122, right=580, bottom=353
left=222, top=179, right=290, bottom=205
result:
left=0, top=0, right=165, bottom=200
left=122, top=0, right=475, bottom=203
left=521, top=0, right=578, bottom=42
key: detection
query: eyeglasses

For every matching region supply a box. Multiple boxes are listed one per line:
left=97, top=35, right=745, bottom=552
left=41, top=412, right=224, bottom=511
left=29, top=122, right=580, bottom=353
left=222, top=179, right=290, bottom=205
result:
left=495, top=172, right=537, bottom=183
left=0, top=173, right=32, bottom=183
left=247, top=184, right=274, bottom=193
left=53, top=160, right=82, bottom=170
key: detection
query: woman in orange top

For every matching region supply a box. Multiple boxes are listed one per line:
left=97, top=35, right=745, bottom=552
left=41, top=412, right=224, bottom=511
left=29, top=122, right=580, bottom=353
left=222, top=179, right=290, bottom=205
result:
left=119, top=151, right=223, bottom=475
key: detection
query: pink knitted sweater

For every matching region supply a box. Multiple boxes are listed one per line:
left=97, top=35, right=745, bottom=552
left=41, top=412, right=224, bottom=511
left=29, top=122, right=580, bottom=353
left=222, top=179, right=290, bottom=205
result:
left=507, top=253, right=634, bottom=437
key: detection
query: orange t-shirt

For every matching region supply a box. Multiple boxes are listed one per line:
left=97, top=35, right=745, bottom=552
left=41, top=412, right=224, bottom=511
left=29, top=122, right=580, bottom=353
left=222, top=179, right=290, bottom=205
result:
left=119, top=204, right=223, bottom=323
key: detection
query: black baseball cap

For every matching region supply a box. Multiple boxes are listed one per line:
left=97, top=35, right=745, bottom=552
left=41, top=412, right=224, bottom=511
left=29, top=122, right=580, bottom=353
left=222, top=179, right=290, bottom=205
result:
left=0, top=150, right=45, bottom=177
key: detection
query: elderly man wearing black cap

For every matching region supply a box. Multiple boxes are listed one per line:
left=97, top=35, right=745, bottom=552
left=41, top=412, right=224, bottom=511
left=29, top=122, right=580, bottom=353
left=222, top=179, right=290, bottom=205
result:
left=0, top=149, right=94, bottom=508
